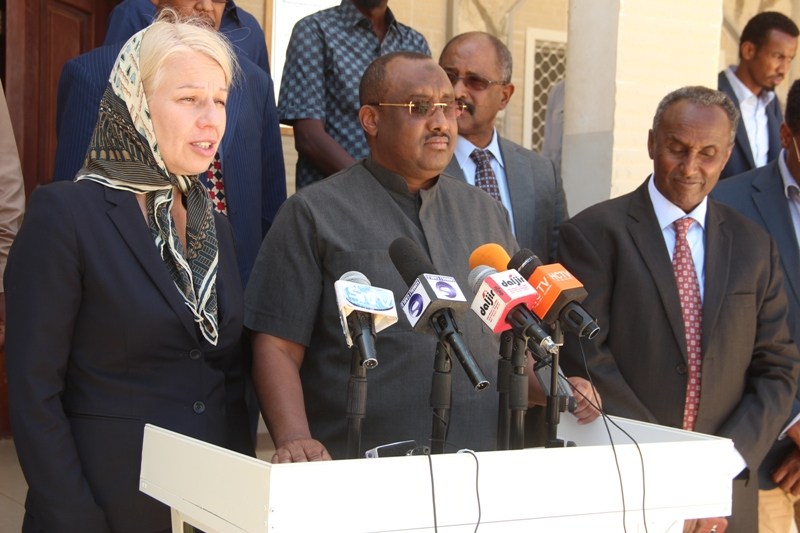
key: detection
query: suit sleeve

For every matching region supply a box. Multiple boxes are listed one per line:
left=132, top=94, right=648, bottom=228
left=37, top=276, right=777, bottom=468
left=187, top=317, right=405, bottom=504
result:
left=715, top=238, right=800, bottom=470
left=5, top=187, right=111, bottom=532
left=557, top=219, right=659, bottom=423
left=53, top=60, right=100, bottom=182
left=547, top=158, right=568, bottom=263
left=261, top=75, right=287, bottom=235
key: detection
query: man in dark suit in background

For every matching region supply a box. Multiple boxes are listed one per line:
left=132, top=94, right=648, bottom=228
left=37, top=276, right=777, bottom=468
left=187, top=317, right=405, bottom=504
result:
left=558, top=86, right=800, bottom=532
left=718, top=11, right=797, bottom=180
left=52, top=0, right=286, bottom=287
left=103, top=0, right=271, bottom=74
left=713, top=79, right=800, bottom=533
left=439, top=31, right=567, bottom=263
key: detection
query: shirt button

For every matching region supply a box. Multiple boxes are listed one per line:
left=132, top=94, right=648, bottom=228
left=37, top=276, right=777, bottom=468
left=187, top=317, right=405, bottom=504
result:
left=189, top=349, right=202, bottom=360
left=676, top=363, right=688, bottom=375
left=193, top=401, right=206, bottom=414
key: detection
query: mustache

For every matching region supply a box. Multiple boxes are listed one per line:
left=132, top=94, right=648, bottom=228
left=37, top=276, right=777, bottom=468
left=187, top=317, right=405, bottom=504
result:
left=425, top=132, right=451, bottom=143
left=457, top=99, right=476, bottom=115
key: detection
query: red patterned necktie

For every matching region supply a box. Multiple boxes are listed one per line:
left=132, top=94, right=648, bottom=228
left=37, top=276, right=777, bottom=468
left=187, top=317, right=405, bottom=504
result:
left=203, top=152, right=227, bottom=215
left=469, top=148, right=501, bottom=201
left=672, top=217, right=702, bottom=431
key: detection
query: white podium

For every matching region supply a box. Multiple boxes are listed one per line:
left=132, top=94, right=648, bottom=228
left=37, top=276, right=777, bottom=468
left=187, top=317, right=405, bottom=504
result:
left=140, top=416, right=735, bottom=532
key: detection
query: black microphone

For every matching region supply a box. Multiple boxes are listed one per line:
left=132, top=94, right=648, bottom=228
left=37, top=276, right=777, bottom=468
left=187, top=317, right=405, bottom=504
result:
left=508, top=249, right=600, bottom=339
left=388, top=237, right=489, bottom=390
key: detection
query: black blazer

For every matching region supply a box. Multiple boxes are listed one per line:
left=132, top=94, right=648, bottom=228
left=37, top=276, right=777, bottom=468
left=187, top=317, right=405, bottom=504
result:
left=5, top=180, right=253, bottom=533
left=712, top=158, right=800, bottom=488
left=558, top=179, right=800, bottom=531
left=718, top=71, right=783, bottom=180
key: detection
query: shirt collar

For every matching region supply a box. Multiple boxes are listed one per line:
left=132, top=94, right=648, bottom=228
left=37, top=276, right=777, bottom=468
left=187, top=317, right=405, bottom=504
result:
left=647, top=174, right=708, bottom=231
left=454, top=130, right=505, bottom=169
left=778, top=148, right=800, bottom=199
left=365, top=157, right=431, bottom=196
left=724, top=65, right=776, bottom=105
left=222, top=0, right=240, bottom=23
left=339, top=0, right=397, bottom=30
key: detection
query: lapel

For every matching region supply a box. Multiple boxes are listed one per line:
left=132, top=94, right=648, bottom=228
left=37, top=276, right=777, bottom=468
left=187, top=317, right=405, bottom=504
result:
left=499, top=137, right=535, bottom=248
left=103, top=187, right=199, bottom=340
left=220, top=76, right=242, bottom=186
left=443, top=155, right=465, bottom=180
left=626, top=181, right=688, bottom=359
left=719, top=73, right=757, bottom=169
left=752, top=161, right=800, bottom=305
left=701, top=202, right=732, bottom=350
left=768, top=99, right=783, bottom=161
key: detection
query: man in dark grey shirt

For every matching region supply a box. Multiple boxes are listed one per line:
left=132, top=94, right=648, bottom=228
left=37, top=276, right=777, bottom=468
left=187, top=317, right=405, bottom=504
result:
left=245, top=52, right=600, bottom=462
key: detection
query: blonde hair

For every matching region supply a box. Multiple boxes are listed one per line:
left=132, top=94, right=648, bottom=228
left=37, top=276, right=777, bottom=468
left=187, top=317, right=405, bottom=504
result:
left=139, top=8, right=238, bottom=93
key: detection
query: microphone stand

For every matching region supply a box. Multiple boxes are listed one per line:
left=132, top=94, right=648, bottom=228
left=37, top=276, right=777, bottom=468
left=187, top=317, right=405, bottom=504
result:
left=509, top=334, right=529, bottom=449
left=544, top=323, right=574, bottom=448
left=430, top=340, right=452, bottom=454
left=496, top=331, right=513, bottom=450
left=345, top=345, right=369, bottom=459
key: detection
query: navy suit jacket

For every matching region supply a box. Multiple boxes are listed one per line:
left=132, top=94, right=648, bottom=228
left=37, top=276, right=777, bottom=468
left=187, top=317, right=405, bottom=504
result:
left=5, top=180, right=253, bottom=532
left=444, top=136, right=568, bottom=262
left=712, top=157, right=800, bottom=488
left=718, top=71, right=783, bottom=180
left=53, top=42, right=286, bottom=286
left=104, top=0, right=271, bottom=74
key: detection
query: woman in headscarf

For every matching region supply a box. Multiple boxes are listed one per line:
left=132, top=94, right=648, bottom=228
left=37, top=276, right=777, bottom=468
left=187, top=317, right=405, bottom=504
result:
left=5, top=11, right=253, bottom=532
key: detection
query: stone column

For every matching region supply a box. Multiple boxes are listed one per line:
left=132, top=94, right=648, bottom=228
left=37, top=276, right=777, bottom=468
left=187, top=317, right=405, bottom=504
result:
left=562, top=0, right=724, bottom=215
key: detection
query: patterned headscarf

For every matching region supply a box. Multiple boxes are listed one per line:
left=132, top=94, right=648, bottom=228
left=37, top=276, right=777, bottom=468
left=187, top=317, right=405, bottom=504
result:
left=76, top=29, right=220, bottom=345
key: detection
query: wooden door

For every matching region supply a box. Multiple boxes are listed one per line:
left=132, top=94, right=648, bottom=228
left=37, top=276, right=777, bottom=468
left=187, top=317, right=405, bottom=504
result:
left=1, top=0, right=116, bottom=437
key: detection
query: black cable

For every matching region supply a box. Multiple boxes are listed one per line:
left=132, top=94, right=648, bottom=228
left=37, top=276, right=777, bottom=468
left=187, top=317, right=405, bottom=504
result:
left=458, top=449, right=482, bottom=532
left=426, top=452, right=438, bottom=532
left=573, top=340, right=648, bottom=533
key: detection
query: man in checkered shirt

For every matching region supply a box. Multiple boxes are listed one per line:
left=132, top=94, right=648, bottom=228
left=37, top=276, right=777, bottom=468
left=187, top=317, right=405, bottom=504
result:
left=278, top=0, right=430, bottom=189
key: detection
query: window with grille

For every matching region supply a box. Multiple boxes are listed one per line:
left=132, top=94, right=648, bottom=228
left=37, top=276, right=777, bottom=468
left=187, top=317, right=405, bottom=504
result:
left=523, top=30, right=567, bottom=152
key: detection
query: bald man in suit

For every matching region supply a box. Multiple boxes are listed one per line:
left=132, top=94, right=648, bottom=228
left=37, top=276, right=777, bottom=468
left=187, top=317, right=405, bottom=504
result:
left=439, top=31, right=566, bottom=263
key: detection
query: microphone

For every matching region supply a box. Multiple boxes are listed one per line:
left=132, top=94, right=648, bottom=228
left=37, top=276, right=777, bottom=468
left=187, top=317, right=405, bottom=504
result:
left=388, top=237, right=489, bottom=390
left=467, top=265, right=558, bottom=354
left=335, top=271, right=399, bottom=368
left=508, top=249, right=600, bottom=339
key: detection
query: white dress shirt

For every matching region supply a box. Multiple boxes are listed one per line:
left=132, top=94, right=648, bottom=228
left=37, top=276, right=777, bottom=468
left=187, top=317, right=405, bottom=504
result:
left=647, top=175, right=707, bottom=300
left=725, top=66, right=776, bottom=167
left=453, top=131, right=516, bottom=236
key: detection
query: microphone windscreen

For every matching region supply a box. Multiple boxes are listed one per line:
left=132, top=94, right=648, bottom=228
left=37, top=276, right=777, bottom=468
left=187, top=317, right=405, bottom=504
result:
left=389, top=237, right=438, bottom=287
left=508, top=249, right=544, bottom=279
left=467, top=265, right=496, bottom=294
left=340, top=271, right=371, bottom=286
left=469, top=243, right=511, bottom=272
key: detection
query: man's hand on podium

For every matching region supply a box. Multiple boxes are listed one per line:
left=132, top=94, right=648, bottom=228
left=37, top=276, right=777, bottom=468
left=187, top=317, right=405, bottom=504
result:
left=566, top=376, right=601, bottom=424
left=683, top=516, right=727, bottom=532
left=773, top=447, right=800, bottom=495
left=271, top=437, right=332, bottom=463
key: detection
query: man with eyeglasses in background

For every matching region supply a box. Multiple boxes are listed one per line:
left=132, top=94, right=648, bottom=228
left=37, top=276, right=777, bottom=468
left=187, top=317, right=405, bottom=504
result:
left=278, top=0, right=430, bottom=189
left=439, top=32, right=567, bottom=264
left=245, top=52, right=600, bottom=463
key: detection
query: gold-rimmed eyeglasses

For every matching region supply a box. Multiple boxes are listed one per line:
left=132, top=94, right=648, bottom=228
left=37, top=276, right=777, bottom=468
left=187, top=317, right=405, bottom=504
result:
left=369, top=100, right=468, bottom=118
